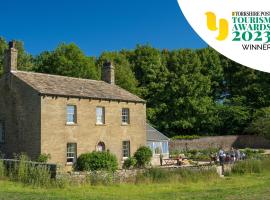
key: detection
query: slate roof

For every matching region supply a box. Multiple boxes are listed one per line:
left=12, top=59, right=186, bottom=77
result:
left=11, top=71, right=145, bottom=103
left=147, top=124, right=169, bottom=141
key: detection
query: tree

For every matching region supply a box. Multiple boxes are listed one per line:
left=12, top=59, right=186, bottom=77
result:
left=125, top=45, right=169, bottom=125
left=127, top=45, right=169, bottom=98
left=245, top=107, right=270, bottom=139
left=33, top=43, right=98, bottom=80
left=196, top=47, right=224, bottom=100
left=97, top=51, right=138, bottom=93
left=0, top=37, right=8, bottom=75
left=160, top=49, right=214, bottom=135
left=215, top=100, right=250, bottom=135
left=16, top=41, right=33, bottom=71
left=222, top=57, right=270, bottom=110
left=0, top=37, right=33, bottom=75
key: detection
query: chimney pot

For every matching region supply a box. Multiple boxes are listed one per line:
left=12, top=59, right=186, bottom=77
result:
left=9, top=41, right=16, bottom=49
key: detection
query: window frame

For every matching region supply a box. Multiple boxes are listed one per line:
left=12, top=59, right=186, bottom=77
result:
left=96, top=107, right=105, bottom=125
left=66, top=105, right=77, bottom=125
left=66, top=143, right=77, bottom=164
left=147, top=141, right=169, bottom=155
left=121, top=108, right=130, bottom=125
left=0, top=121, right=5, bottom=144
left=97, top=141, right=106, bottom=152
left=122, top=141, right=130, bottom=158
left=162, top=141, right=169, bottom=154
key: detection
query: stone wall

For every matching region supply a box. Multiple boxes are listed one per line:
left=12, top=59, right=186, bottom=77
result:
left=41, top=96, right=146, bottom=169
left=0, top=73, right=41, bottom=159
left=170, top=135, right=270, bottom=151
left=62, top=169, right=145, bottom=184
left=0, top=72, right=146, bottom=169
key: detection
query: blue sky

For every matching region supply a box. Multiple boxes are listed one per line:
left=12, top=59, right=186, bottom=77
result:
left=0, top=0, right=206, bottom=56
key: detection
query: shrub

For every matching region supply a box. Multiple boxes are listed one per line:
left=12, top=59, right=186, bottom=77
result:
left=262, top=158, right=270, bottom=172
left=143, top=168, right=169, bottom=182
left=76, top=151, right=118, bottom=172
left=231, top=159, right=262, bottom=174
left=175, top=148, right=218, bottom=161
left=190, top=153, right=210, bottom=161
left=188, top=149, right=198, bottom=155
left=169, top=149, right=181, bottom=157
left=171, top=135, right=201, bottom=140
left=134, top=146, right=152, bottom=168
left=26, top=164, right=51, bottom=187
left=17, top=154, right=29, bottom=183
left=87, top=171, right=117, bottom=185
left=136, top=167, right=218, bottom=184
left=16, top=154, right=51, bottom=187
left=53, top=175, right=71, bottom=188
left=242, top=148, right=264, bottom=159
left=2, top=154, right=52, bottom=187
left=258, top=149, right=266, bottom=154
left=36, top=154, right=51, bottom=163
left=0, top=160, right=5, bottom=178
left=123, top=157, right=137, bottom=169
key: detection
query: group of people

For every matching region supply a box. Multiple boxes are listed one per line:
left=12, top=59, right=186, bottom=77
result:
left=218, top=147, right=246, bottom=165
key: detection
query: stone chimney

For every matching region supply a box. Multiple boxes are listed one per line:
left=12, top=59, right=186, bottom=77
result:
left=4, top=41, right=18, bottom=73
left=102, top=61, right=115, bottom=84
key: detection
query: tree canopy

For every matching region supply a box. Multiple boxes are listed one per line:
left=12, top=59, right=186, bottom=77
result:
left=33, top=43, right=99, bottom=80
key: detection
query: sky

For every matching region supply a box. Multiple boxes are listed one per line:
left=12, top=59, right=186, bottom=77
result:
left=0, top=0, right=206, bottom=56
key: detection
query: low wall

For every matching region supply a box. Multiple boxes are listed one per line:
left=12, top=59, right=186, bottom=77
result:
left=62, top=165, right=217, bottom=183
left=169, top=135, right=270, bottom=151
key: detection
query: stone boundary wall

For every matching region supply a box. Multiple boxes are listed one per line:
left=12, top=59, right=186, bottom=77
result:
left=60, top=165, right=216, bottom=183
left=169, top=135, right=270, bottom=151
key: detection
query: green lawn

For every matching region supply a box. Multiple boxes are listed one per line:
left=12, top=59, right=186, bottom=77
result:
left=0, top=172, right=270, bottom=200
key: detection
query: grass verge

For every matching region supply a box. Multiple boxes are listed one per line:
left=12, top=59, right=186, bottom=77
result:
left=0, top=171, right=270, bottom=200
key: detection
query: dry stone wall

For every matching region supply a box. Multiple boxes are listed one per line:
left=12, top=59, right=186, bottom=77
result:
left=170, top=135, right=270, bottom=151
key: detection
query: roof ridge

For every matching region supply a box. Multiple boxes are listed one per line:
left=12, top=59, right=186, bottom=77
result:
left=11, top=70, right=104, bottom=83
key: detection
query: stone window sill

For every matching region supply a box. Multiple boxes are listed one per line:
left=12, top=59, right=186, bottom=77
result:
left=95, top=123, right=106, bottom=126
left=121, top=157, right=129, bottom=163
left=66, top=122, right=78, bottom=126
left=121, top=123, right=130, bottom=126
left=66, top=162, right=74, bottom=166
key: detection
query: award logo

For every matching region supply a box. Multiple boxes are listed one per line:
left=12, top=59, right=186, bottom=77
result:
left=205, top=12, right=229, bottom=41
left=178, top=0, right=270, bottom=73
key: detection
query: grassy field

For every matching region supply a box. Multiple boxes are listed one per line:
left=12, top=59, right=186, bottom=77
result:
left=0, top=171, right=270, bottom=200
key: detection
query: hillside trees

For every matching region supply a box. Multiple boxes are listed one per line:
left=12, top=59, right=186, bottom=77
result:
left=196, top=47, right=224, bottom=100
left=161, top=49, right=214, bottom=135
left=33, top=43, right=99, bottom=80
left=245, top=107, right=270, bottom=139
left=124, top=45, right=169, bottom=124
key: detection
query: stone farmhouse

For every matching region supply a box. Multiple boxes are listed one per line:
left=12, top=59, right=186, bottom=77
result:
left=0, top=42, right=146, bottom=169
